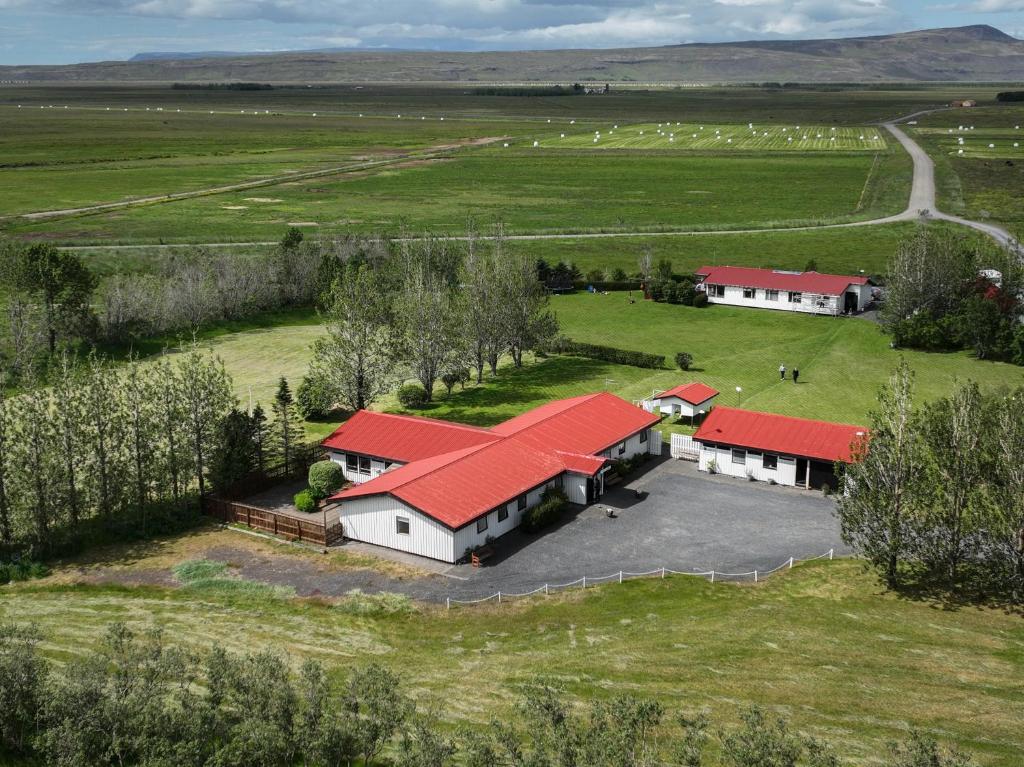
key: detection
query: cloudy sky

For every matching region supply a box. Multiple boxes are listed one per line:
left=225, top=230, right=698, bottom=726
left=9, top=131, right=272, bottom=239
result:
left=0, top=0, right=1020, bottom=65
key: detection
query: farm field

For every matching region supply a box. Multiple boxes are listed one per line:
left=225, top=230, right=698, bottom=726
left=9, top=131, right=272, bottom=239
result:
left=3, top=547, right=1022, bottom=765
left=4, top=150, right=889, bottom=244
left=171, top=286, right=1024, bottom=439
left=912, top=104, right=1024, bottom=229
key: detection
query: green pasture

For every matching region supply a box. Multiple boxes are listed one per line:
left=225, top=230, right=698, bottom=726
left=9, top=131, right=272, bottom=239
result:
left=535, top=122, right=886, bottom=151
left=5, top=151, right=888, bottom=244
left=3, top=557, right=1022, bottom=765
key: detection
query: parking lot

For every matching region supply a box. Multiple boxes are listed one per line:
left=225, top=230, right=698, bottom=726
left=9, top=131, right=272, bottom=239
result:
left=448, top=457, right=848, bottom=594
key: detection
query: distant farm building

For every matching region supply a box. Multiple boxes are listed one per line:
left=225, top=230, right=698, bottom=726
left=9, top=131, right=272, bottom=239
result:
left=322, top=393, right=659, bottom=563
left=645, top=383, right=719, bottom=417
left=695, top=266, right=875, bottom=315
left=950, top=99, right=977, bottom=108
left=693, top=407, right=866, bottom=490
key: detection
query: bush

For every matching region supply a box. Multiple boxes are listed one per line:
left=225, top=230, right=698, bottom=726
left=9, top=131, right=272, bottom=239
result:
left=611, top=267, right=627, bottom=281
left=397, top=384, right=429, bottom=409
left=296, top=373, right=334, bottom=420
left=308, top=460, right=345, bottom=500
left=675, top=352, right=693, bottom=371
left=571, top=280, right=642, bottom=292
left=541, top=336, right=665, bottom=369
left=676, top=279, right=696, bottom=305
left=0, top=559, right=49, bottom=582
left=521, top=487, right=569, bottom=533
left=294, top=489, right=317, bottom=513
left=611, top=452, right=649, bottom=478
left=693, top=292, right=709, bottom=308
left=585, top=269, right=604, bottom=284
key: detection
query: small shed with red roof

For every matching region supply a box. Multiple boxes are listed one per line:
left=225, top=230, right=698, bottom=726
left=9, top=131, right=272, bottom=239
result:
left=692, top=406, right=866, bottom=489
left=322, top=392, right=660, bottom=563
left=695, top=266, right=874, bottom=315
left=649, top=382, right=719, bottom=417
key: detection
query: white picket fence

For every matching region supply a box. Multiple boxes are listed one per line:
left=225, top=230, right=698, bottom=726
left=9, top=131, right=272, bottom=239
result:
left=670, top=433, right=699, bottom=461
left=446, top=548, right=835, bottom=608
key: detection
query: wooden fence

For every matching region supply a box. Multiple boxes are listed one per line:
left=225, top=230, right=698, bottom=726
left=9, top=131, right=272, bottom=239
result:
left=204, top=497, right=344, bottom=547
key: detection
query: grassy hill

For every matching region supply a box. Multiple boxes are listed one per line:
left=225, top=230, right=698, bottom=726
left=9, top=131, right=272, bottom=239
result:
left=2, top=26, right=1023, bottom=84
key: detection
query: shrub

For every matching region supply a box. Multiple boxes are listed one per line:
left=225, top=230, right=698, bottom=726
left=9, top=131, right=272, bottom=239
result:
left=0, top=559, right=49, bottom=582
left=294, top=489, right=317, bottom=513
left=675, top=352, right=693, bottom=371
left=611, top=452, right=649, bottom=478
left=693, top=292, right=709, bottom=308
left=296, top=373, right=334, bottom=420
left=821, top=483, right=832, bottom=496
left=585, top=269, right=604, bottom=284
left=308, top=460, right=345, bottom=500
left=397, top=384, right=429, bottom=409
left=676, top=279, right=696, bottom=305
left=611, top=267, right=627, bottom=281
left=521, top=487, right=569, bottom=533
left=541, top=336, right=665, bottom=369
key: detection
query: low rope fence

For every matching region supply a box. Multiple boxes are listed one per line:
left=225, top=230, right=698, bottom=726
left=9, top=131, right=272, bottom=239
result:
left=446, top=549, right=834, bottom=609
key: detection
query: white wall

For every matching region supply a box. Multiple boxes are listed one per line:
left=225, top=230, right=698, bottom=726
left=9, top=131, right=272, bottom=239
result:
left=339, top=495, right=456, bottom=562
left=697, top=444, right=799, bottom=486
left=656, top=396, right=716, bottom=417
left=600, top=430, right=652, bottom=460
left=328, top=450, right=404, bottom=485
left=451, top=479, right=559, bottom=560
left=705, top=284, right=842, bottom=315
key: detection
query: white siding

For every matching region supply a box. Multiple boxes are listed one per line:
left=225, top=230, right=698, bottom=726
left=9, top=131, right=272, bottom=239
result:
left=697, top=444, right=799, bottom=487
left=339, top=495, right=456, bottom=562
left=451, top=480, right=557, bottom=560
left=328, top=450, right=404, bottom=485
left=705, top=284, right=842, bottom=315
left=564, top=472, right=589, bottom=504
left=655, top=396, right=716, bottom=417
left=601, top=430, right=652, bottom=460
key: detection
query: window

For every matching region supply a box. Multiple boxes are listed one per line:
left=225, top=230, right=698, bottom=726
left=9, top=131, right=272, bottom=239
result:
left=788, top=291, right=803, bottom=304
left=345, top=454, right=358, bottom=472
left=618, top=442, right=626, bottom=455
left=708, top=284, right=725, bottom=297
left=766, top=289, right=779, bottom=301
left=476, top=515, right=489, bottom=534
left=762, top=454, right=778, bottom=470
left=358, top=456, right=371, bottom=474
left=384, top=461, right=395, bottom=471
left=498, top=507, right=509, bottom=523
left=640, top=430, right=648, bottom=443
left=742, top=287, right=756, bottom=299
left=731, top=448, right=746, bottom=465
left=396, top=516, right=410, bottom=535
left=517, top=494, right=527, bottom=511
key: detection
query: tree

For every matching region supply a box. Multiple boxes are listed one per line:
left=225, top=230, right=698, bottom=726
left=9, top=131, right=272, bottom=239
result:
left=398, top=268, right=465, bottom=401
left=461, top=238, right=505, bottom=384
left=209, top=409, right=257, bottom=495
left=121, top=360, right=159, bottom=532
left=308, top=460, right=345, bottom=500
left=307, top=264, right=398, bottom=412
left=804, top=258, right=819, bottom=272
left=152, top=357, right=189, bottom=503
left=836, top=362, right=926, bottom=588
left=0, top=243, right=97, bottom=355
left=297, top=659, right=358, bottom=767
left=0, top=385, right=13, bottom=546
left=270, top=378, right=305, bottom=477
left=673, top=713, right=709, bottom=767
left=719, top=707, right=804, bottom=767
left=990, top=389, right=1024, bottom=600
left=179, top=346, right=236, bottom=498
left=12, top=382, right=58, bottom=547
left=0, top=623, right=45, bottom=756
left=497, top=253, right=559, bottom=369
left=81, top=355, right=126, bottom=522
left=400, top=716, right=457, bottom=767
left=675, top=352, right=694, bottom=371
left=917, top=382, right=989, bottom=584
left=345, top=664, right=413, bottom=767
left=251, top=403, right=268, bottom=475
left=50, top=354, right=86, bottom=532
left=886, top=731, right=977, bottom=767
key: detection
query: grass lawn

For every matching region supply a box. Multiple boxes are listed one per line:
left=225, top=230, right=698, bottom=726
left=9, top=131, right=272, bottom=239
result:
left=170, top=287, right=1023, bottom=441
left=5, top=150, right=885, bottom=244
left=3, top=545, right=1022, bottom=765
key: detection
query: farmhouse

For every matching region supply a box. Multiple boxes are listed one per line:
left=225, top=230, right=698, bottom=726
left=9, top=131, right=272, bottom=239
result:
left=646, top=382, right=719, bottom=417
left=692, top=406, right=866, bottom=490
left=322, top=393, right=660, bottom=563
left=695, top=266, right=875, bottom=315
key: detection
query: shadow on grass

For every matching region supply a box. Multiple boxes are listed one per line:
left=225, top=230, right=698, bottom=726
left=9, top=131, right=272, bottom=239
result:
left=888, top=566, right=1024, bottom=616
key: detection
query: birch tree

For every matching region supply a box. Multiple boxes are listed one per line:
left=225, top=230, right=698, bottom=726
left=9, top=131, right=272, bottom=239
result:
left=179, top=347, right=235, bottom=498
left=991, top=389, right=1024, bottom=600
left=836, top=362, right=927, bottom=588
left=12, top=383, right=56, bottom=546
left=461, top=236, right=505, bottom=383
left=50, top=353, right=86, bottom=531
left=81, top=355, right=125, bottom=521
left=306, top=264, right=397, bottom=412
left=497, top=252, right=558, bottom=369
left=151, top=357, right=189, bottom=503
left=0, top=383, right=13, bottom=546
left=398, top=269, right=465, bottom=402
left=121, top=360, right=159, bottom=533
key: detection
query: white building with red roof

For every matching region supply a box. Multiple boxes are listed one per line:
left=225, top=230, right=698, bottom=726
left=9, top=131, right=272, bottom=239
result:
left=695, top=266, right=875, bottom=315
left=692, top=406, right=866, bottom=489
left=322, top=392, right=660, bottom=562
left=648, top=382, right=719, bottom=417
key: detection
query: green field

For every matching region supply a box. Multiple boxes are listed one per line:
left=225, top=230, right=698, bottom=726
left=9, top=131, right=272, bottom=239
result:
left=4, top=543, right=1022, bottom=765
left=536, top=122, right=887, bottom=151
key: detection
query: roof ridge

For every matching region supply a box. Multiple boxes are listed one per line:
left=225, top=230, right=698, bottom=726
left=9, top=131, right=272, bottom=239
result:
left=711, top=406, right=866, bottom=431
left=359, top=409, right=494, bottom=433
left=343, top=439, right=501, bottom=494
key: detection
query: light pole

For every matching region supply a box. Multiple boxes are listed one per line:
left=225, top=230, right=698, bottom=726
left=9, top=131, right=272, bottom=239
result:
left=735, top=386, right=742, bottom=406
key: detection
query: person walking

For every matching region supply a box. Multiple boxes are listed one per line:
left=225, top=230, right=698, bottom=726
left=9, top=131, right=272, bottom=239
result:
left=793, top=368, right=800, bottom=384
left=778, top=363, right=786, bottom=381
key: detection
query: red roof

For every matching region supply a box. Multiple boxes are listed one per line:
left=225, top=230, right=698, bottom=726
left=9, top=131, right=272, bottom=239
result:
left=695, top=266, right=869, bottom=296
left=321, top=410, right=495, bottom=463
left=655, top=382, right=719, bottom=405
left=327, top=392, right=658, bottom=529
left=692, top=406, right=866, bottom=463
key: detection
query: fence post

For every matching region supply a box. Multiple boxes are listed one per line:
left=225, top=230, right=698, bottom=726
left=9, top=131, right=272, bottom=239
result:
left=754, top=570, right=758, bottom=583
left=789, top=557, right=794, bottom=569
left=829, top=548, right=834, bottom=560
left=582, top=576, right=586, bottom=589
left=619, top=571, right=623, bottom=584
left=661, top=567, right=665, bottom=579
left=710, top=571, right=715, bottom=583
left=446, top=597, right=450, bottom=610
left=498, top=592, right=502, bottom=604
left=273, top=515, right=278, bottom=535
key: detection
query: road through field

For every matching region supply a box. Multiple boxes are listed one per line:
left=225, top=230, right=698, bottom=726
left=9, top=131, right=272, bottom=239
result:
left=52, top=112, right=1020, bottom=254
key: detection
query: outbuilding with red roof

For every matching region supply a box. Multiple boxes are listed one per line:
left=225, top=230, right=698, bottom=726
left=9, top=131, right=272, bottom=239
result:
left=695, top=265, right=875, bottom=315
left=692, top=406, right=866, bottom=489
left=648, top=382, right=719, bottom=418
left=322, top=392, right=660, bottom=563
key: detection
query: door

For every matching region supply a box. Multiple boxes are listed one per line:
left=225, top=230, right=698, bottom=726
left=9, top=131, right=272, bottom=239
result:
left=585, top=477, right=595, bottom=504
left=795, top=458, right=808, bottom=488
left=844, top=291, right=858, bottom=313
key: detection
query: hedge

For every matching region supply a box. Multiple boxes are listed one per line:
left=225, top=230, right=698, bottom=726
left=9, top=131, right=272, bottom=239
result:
left=542, top=336, right=665, bottom=369
left=521, top=487, right=569, bottom=534
left=571, top=280, right=643, bottom=291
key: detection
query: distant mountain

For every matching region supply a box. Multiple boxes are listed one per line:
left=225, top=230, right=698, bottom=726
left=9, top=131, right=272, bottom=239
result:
left=4, top=25, right=1024, bottom=84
